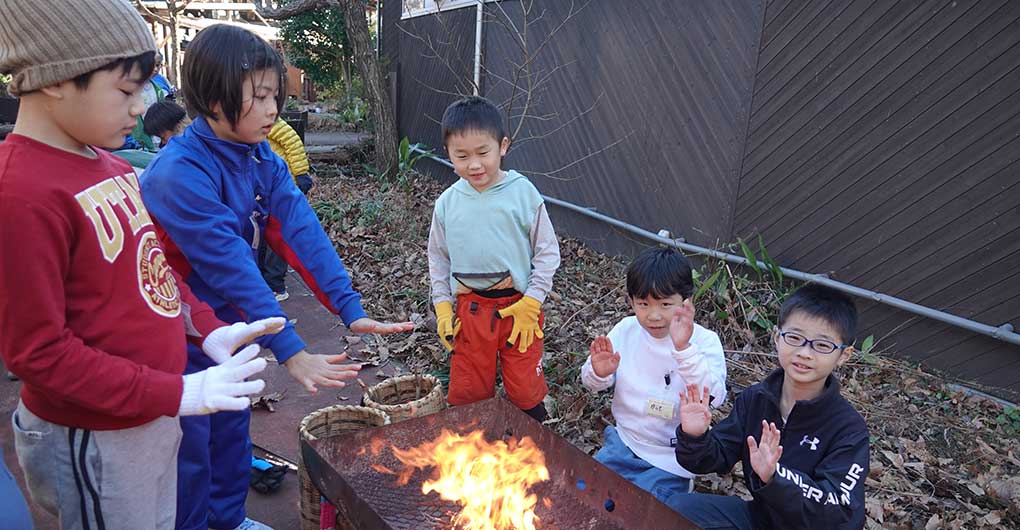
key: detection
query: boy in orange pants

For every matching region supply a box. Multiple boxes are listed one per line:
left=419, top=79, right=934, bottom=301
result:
left=427, top=96, right=561, bottom=421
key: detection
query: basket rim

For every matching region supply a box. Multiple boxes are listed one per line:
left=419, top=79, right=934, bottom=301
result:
left=298, top=404, right=390, bottom=441
left=362, top=373, right=443, bottom=412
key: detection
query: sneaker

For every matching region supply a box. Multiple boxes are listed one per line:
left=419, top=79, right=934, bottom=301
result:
left=232, top=518, right=275, bottom=530
left=274, top=291, right=289, bottom=302
left=6, top=370, right=17, bottom=381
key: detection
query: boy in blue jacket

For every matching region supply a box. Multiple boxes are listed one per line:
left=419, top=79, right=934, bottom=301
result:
left=671, top=284, right=869, bottom=530
left=141, top=25, right=412, bottom=530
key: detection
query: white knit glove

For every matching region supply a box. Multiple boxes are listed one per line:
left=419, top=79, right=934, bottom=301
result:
left=178, top=344, right=268, bottom=416
left=202, top=317, right=286, bottom=364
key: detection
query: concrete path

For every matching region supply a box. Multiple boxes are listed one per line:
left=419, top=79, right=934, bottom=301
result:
left=304, top=131, right=371, bottom=147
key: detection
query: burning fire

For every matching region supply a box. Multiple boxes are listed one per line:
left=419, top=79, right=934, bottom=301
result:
left=386, top=429, right=551, bottom=530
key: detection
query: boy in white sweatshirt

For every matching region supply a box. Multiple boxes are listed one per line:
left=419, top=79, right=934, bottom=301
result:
left=581, top=247, right=727, bottom=504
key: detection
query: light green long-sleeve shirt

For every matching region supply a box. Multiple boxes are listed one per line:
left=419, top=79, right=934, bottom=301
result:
left=428, top=170, right=560, bottom=305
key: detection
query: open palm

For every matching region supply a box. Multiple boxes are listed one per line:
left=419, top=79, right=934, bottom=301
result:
left=589, top=335, right=620, bottom=378
left=679, top=384, right=712, bottom=437
left=747, top=420, right=783, bottom=484
left=350, top=317, right=415, bottom=335
left=669, top=298, right=696, bottom=350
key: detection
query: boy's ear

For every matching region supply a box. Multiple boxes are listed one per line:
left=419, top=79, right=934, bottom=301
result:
left=499, top=136, right=510, bottom=156
left=39, top=81, right=71, bottom=100
left=836, top=345, right=854, bottom=366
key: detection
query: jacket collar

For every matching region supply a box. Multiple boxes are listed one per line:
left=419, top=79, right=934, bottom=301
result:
left=189, top=116, right=259, bottom=172
left=758, top=367, right=841, bottom=414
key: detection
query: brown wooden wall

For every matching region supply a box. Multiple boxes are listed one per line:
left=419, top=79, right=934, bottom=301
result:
left=732, top=0, right=1020, bottom=399
left=384, top=0, right=764, bottom=254
left=385, top=3, right=477, bottom=155
left=487, top=0, right=763, bottom=255
left=382, top=0, right=1020, bottom=400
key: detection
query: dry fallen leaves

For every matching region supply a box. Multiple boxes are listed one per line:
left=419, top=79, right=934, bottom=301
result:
left=310, top=161, right=1020, bottom=530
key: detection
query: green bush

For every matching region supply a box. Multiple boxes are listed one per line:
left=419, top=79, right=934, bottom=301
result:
left=279, top=5, right=353, bottom=95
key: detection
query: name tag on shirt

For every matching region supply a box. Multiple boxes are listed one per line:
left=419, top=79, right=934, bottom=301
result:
left=645, top=398, right=674, bottom=419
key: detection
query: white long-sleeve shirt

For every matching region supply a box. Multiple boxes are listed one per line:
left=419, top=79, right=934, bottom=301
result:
left=581, top=316, right=727, bottom=477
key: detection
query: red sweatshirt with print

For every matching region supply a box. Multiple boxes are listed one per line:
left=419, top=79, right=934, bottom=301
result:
left=0, top=135, right=224, bottom=430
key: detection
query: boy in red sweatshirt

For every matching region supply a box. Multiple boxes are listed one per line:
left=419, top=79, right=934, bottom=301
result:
left=0, top=2, right=283, bottom=528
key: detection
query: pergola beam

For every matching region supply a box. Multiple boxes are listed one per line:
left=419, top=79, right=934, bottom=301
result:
left=139, top=1, right=259, bottom=11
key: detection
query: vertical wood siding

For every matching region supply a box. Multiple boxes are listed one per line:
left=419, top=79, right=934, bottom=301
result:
left=733, top=0, right=1020, bottom=399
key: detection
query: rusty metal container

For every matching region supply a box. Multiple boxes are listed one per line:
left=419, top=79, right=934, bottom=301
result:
left=301, top=397, right=701, bottom=530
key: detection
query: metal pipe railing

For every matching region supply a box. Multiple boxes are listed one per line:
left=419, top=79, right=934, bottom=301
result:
left=412, top=147, right=1020, bottom=347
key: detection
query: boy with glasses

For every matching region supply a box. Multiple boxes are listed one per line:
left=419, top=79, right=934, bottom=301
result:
left=671, top=284, right=869, bottom=530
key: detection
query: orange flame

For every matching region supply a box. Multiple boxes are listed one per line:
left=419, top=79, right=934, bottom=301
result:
left=391, top=429, right=551, bottom=530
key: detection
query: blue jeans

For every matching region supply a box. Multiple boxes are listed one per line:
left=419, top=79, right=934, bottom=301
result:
left=667, top=493, right=756, bottom=530
left=594, top=426, right=691, bottom=505
left=0, top=444, right=33, bottom=530
left=257, top=243, right=288, bottom=293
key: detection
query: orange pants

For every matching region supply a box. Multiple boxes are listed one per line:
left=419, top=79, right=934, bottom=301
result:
left=448, top=291, right=548, bottom=411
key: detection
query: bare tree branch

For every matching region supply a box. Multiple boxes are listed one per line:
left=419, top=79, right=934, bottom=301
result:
left=395, top=22, right=477, bottom=95
left=529, top=132, right=634, bottom=181
left=512, top=91, right=603, bottom=148
left=392, top=0, right=628, bottom=182
left=410, top=75, right=466, bottom=99
left=134, top=0, right=170, bottom=25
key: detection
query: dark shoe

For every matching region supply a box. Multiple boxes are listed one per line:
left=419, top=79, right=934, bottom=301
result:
left=522, top=402, right=547, bottom=422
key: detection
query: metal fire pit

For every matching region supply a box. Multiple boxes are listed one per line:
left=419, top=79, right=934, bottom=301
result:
left=301, top=397, right=701, bottom=530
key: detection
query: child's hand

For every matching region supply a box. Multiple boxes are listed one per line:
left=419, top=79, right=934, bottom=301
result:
left=669, top=298, right=695, bottom=351
left=589, top=335, right=620, bottom=378
left=496, top=296, right=543, bottom=353
left=349, top=317, right=415, bottom=335
left=748, top=420, right=783, bottom=484
left=283, top=350, right=362, bottom=393
left=202, top=317, right=286, bottom=364
left=434, top=301, right=460, bottom=352
left=679, top=384, right=712, bottom=437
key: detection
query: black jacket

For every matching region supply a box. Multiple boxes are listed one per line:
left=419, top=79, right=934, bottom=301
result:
left=675, top=369, right=869, bottom=530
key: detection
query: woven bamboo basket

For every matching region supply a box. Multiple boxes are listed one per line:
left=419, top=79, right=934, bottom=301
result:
left=297, top=405, right=389, bottom=530
left=361, top=373, right=446, bottom=423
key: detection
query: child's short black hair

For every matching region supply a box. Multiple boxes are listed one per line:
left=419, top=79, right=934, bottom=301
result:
left=143, top=100, right=187, bottom=137
left=71, top=51, right=156, bottom=91
left=779, top=284, right=858, bottom=345
left=441, top=96, right=508, bottom=145
left=626, top=247, right=694, bottom=300
left=181, top=24, right=286, bottom=128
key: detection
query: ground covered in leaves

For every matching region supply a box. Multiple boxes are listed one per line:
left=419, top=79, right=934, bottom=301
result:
left=306, top=160, right=1020, bottom=530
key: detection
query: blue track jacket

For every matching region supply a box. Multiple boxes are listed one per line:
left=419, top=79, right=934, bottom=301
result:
left=675, top=369, right=869, bottom=530
left=140, top=116, right=366, bottom=363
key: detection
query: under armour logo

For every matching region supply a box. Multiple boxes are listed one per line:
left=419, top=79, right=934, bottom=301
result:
left=800, top=435, right=820, bottom=451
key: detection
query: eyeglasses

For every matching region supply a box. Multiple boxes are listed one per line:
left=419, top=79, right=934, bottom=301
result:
left=778, top=330, right=848, bottom=355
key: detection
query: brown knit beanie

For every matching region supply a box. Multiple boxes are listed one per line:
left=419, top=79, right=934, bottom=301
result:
left=0, top=0, right=155, bottom=96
